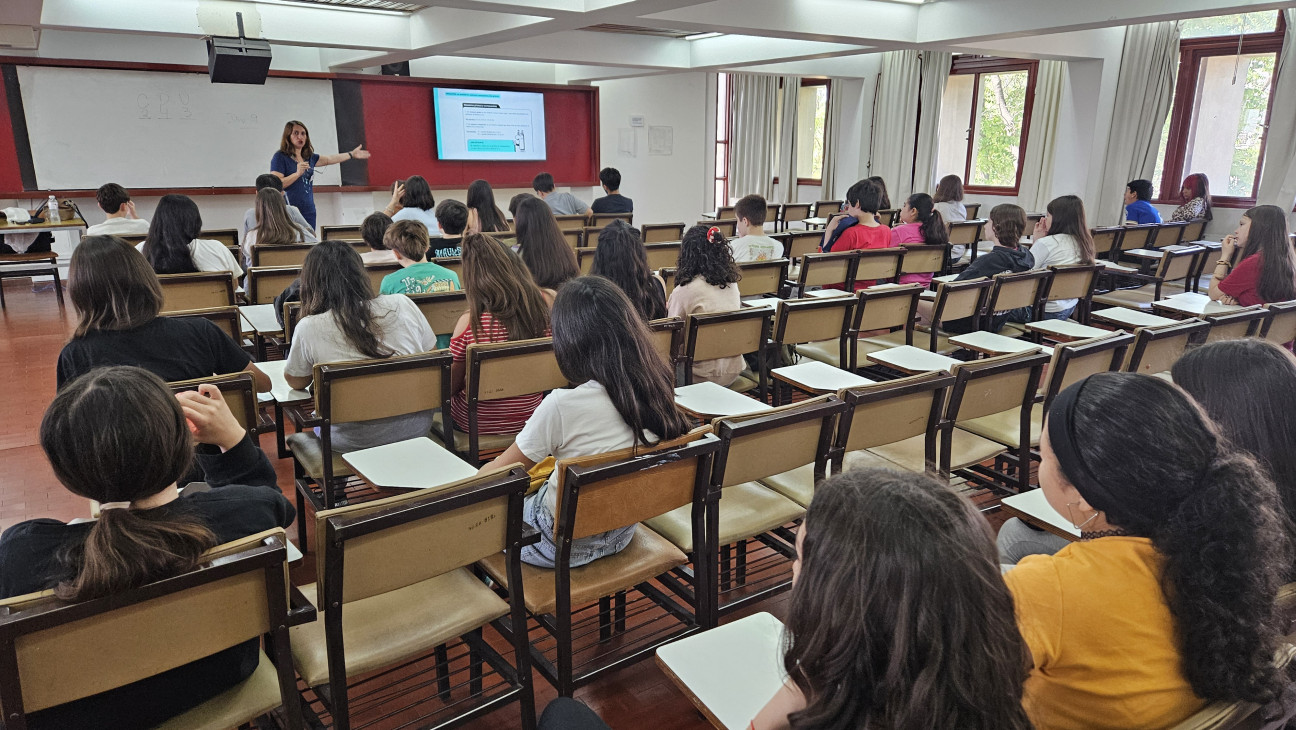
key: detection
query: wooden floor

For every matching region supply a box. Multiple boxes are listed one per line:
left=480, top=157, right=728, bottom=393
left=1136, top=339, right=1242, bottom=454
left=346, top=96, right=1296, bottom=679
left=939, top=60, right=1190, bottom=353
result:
left=0, top=278, right=1008, bottom=729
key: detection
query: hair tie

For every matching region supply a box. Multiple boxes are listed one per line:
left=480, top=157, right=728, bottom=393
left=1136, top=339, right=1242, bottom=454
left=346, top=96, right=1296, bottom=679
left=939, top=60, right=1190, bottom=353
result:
left=707, top=226, right=722, bottom=241
left=99, top=501, right=132, bottom=511
left=1046, top=378, right=1119, bottom=515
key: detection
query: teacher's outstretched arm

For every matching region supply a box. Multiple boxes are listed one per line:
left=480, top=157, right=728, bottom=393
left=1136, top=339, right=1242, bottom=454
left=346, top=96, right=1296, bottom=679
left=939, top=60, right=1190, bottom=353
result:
left=316, top=144, right=371, bottom=167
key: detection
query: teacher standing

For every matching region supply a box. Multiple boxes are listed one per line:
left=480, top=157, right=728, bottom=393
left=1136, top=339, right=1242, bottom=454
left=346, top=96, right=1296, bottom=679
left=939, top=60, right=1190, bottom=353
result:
left=270, top=120, right=370, bottom=230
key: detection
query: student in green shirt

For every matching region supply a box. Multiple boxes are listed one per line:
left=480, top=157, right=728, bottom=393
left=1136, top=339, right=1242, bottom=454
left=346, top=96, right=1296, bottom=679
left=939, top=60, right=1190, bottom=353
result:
left=380, top=219, right=461, bottom=348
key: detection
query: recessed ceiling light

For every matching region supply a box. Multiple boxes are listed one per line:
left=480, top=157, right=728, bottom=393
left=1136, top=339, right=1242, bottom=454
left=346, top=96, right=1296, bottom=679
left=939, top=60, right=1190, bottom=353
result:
left=684, top=32, right=723, bottom=41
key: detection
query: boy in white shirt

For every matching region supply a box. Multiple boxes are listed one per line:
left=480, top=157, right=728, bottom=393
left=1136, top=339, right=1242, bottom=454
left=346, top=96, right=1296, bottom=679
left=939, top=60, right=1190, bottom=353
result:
left=730, top=194, right=782, bottom=262
left=85, top=183, right=150, bottom=237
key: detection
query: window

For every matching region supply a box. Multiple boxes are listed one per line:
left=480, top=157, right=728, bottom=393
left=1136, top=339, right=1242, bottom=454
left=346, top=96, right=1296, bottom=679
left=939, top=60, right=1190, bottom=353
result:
left=935, top=57, right=1038, bottom=194
left=774, top=78, right=831, bottom=186
left=715, top=72, right=730, bottom=207
left=1153, top=11, right=1283, bottom=205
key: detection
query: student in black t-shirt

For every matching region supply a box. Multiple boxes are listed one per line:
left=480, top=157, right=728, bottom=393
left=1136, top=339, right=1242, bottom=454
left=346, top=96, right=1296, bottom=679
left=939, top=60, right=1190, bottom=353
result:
left=591, top=167, right=633, bottom=214
left=920, top=203, right=1035, bottom=334
left=55, top=235, right=269, bottom=392
left=0, top=366, right=295, bottom=729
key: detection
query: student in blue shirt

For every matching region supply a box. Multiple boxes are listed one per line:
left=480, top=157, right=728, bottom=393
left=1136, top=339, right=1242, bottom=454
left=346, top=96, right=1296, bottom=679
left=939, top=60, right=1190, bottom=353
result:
left=1124, top=179, right=1162, bottom=225
left=269, top=120, right=369, bottom=229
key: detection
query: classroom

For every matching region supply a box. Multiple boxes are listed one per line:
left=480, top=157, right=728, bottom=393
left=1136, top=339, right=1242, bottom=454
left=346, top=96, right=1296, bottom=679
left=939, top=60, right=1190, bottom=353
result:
left=1, top=0, right=1296, bottom=728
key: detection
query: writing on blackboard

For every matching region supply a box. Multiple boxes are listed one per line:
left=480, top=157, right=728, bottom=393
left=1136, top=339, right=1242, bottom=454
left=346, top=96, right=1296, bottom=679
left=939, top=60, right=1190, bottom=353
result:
left=224, top=112, right=260, bottom=129
left=136, top=92, right=194, bottom=121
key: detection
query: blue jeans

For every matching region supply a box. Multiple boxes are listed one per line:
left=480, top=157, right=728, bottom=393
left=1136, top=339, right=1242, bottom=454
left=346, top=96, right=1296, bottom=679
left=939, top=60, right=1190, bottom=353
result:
left=521, top=481, right=635, bottom=568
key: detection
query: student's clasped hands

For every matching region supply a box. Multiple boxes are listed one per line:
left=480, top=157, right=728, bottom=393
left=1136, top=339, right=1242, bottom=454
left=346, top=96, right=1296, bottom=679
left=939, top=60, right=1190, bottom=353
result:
left=176, top=384, right=245, bottom=452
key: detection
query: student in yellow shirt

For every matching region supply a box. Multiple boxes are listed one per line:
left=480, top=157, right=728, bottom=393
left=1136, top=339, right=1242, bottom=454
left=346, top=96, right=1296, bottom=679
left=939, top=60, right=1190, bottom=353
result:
left=1006, top=372, right=1290, bottom=730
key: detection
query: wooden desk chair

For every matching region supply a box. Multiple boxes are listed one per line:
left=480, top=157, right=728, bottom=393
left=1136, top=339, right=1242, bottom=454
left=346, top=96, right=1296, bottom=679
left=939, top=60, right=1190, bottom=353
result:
left=246, top=265, right=303, bottom=305
left=1045, top=263, right=1102, bottom=325
left=1204, top=307, right=1269, bottom=343
left=165, top=305, right=244, bottom=345
left=1093, top=246, right=1206, bottom=309
left=1180, top=218, right=1208, bottom=243
left=646, top=398, right=844, bottom=620
left=1261, top=300, right=1296, bottom=346
left=982, top=269, right=1053, bottom=333
left=322, top=225, right=362, bottom=241
left=648, top=317, right=684, bottom=369
left=772, top=296, right=855, bottom=386
left=0, top=251, right=64, bottom=310
left=430, top=256, right=463, bottom=281
left=590, top=213, right=632, bottom=229
left=0, top=530, right=302, bottom=730
left=157, top=271, right=236, bottom=314
left=764, top=204, right=780, bottom=231
left=641, top=223, right=684, bottom=243
left=167, top=371, right=259, bottom=436
left=779, top=204, right=810, bottom=231
left=897, top=243, right=950, bottom=281
left=364, top=262, right=401, bottom=293
left=811, top=200, right=841, bottom=218
left=681, top=308, right=772, bottom=400
left=409, top=290, right=468, bottom=342
left=735, top=258, right=789, bottom=298
left=704, top=219, right=738, bottom=237
left=575, top=247, right=597, bottom=276
left=659, top=267, right=677, bottom=296
left=1148, top=221, right=1189, bottom=249
left=291, top=469, right=536, bottom=730
left=477, top=430, right=722, bottom=695
left=581, top=227, right=608, bottom=248
left=561, top=229, right=584, bottom=250
left=439, top=337, right=568, bottom=464
left=1090, top=226, right=1125, bottom=261
left=964, top=202, right=982, bottom=219
left=714, top=205, right=736, bottom=220
left=645, top=242, right=682, bottom=271
left=867, top=278, right=990, bottom=355
left=843, top=284, right=924, bottom=368
left=252, top=242, right=315, bottom=268
left=767, top=231, right=791, bottom=257
left=784, top=231, right=823, bottom=267
left=1110, top=224, right=1157, bottom=262
left=201, top=228, right=239, bottom=248
left=553, top=215, right=588, bottom=232
left=1123, top=320, right=1210, bottom=375
left=875, top=209, right=899, bottom=227
left=287, top=352, right=454, bottom=543
left=491, top=232, right=518, bottom=249
left=788, top=250, right=860, bottom=296
left=948, top=220, right=986, bottom=265
left=118, top=233, right=148, bottom=246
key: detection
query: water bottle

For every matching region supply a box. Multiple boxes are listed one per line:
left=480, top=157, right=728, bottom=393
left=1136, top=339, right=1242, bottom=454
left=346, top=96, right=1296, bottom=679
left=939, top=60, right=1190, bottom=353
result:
left=47, top=195, right=60, bottom=223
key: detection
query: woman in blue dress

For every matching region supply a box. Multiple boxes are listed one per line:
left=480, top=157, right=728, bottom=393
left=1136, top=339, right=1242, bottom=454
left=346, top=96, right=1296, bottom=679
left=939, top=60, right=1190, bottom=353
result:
left=270, top=119, right=370, bottom=229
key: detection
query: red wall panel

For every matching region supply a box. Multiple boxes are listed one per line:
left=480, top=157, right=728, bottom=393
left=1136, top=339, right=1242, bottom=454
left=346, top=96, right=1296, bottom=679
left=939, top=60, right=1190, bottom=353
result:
left=0, top=70, right=27, bottom=193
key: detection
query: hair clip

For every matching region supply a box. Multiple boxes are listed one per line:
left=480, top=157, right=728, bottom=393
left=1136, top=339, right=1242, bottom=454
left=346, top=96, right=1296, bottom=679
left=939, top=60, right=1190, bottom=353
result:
left=707, top=226, right=722, bottom=240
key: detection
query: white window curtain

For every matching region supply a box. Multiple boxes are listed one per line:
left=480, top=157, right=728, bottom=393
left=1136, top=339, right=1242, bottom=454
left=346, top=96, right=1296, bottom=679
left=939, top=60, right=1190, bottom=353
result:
left=868, top=50, right=921, bottom=199
left=774, top=75, right=801, bottom=204
left=913, top=51, right=952, bottom=197
left=1017, top=60, right=1066, bottom=213
left=728, top=73, right=780, bottom=202
left=1095, top=22, right=1181, bottom=225
left=821, top=80, right=845, bottom=199
left=1257, top=9, right=1296, bottom=213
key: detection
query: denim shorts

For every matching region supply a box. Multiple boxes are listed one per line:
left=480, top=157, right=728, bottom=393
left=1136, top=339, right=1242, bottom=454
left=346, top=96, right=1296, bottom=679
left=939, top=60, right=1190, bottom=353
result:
left=521, top=484, right=636, bottom=568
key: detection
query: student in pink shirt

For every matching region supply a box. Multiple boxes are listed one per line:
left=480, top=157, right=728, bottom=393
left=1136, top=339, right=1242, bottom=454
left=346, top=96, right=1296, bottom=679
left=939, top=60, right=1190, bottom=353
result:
left=890, top=193, right=948, bottom=286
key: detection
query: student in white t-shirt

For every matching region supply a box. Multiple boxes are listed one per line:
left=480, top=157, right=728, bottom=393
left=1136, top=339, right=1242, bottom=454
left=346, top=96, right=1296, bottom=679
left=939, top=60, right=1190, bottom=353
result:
left=480, top=276, right=691, bottom=568
left=1023, top=195, right=1098, bottom=321
left=382, top=175, right=442, bottom=236
left=730, top=194, right=782, bottom=262
left=138, top=194, right=242, bottom=282
left=85, top=183, right=150, bottom=237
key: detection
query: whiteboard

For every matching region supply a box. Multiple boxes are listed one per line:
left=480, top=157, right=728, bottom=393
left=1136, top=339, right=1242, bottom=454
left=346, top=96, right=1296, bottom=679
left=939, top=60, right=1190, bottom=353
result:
left=16, top=66, right=340, bottom=190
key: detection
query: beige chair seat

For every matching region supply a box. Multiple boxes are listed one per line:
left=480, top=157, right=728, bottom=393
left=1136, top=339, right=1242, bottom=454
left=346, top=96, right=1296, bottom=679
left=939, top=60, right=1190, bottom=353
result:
left=728, top=372, right=759, bottom=394
left=153, top=650, right=283, bottom=730
left=478, top=526, right=686, bottom=616
left=429, top=410, right=520, bottom=454
left=957, top=405, right=1042, bottom=449
left=759, top=462, right=816, bottom=508
left=1092, top=286, right=1157, bottom=308
left=286, top=432, right=355, bottom=480
left=643, top=482, right=804, bottom=553
left=794, top=340, right=841, bottom=368
left=998, top=321, right=1030, bottom=338
left=861, top=329, right=954, bottom=354
left=841, top=448, right=908, bottom=472
left=290, top=567, right=509, bottom=687
left=870, top=430, right=1005, bottom=472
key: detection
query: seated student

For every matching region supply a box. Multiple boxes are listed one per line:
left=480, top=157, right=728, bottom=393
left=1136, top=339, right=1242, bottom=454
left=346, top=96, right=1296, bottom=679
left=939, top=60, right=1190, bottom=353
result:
left=508, top=192, right=531, bottom=219
left=667, top=225, right=744, bottom=387
left=284, top=241, right=437, bottom=452
left=920, top=203, right=1032, bottom=332
left=1209, top=204, right=1296, bottom=308
left=239, top=174, right=316, bottom=243
left=1123, top=179, right=1162, bottom=225
left=241, top=187, right=314, bottom=267
left=358, top=212, right=396, bottom=264
left=383, top=175, right=442, bottom=235
left=514, top=196, right=580, bottom=290
left=0, top=366, right=294, bottom=730
left=932, top=174, right=969, bottom=260
left=591, top=167, right=633, bottom=214
left=1004, top=373, right=1289, bottom=730
left=867, top=175, right=892, bottom=213
left=56, top=235, right=268, bottom=391
left=889, top=193, right=948, bottom=286
left=138, top=194, right=242, bottom=282
left=730, top=194, right=782, bottom=262
left=590, top=220, right=667, bottom=321
left=85, top=183, right=150, bottom=237
left=532, top=172, right=592, bottom=217
left=751, top=468, right=1032, bottom=730
left=449, top=233, right=553, bottom=436
left=465, top=179, right=511, bottom=235
left=431, top=199, right=468, bottom=258
left=820, top=179, right=888, bottom=255
left=1027, top=195, right=1097, bottom=320
left=1171, top=172, right=1212, bottom=222
left=481, top=276, right=690, bottom=567
left=379, top=220, right=460, bottom=295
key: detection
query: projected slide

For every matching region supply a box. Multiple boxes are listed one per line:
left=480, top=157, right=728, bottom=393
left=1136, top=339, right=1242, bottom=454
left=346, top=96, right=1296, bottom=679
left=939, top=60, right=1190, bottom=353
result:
left=433, top=88, right=547, bottom=161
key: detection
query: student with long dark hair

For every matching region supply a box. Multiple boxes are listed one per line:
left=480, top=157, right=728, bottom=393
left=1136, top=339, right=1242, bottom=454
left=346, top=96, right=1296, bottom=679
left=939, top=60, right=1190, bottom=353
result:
left=889, top=192, right=948, bottom=286
left=241, top=187, right=314, bottom=266
left=590, top=220, right=666, bottom=321
left=283, top=241, right=436, bottom=451
left=866, top=175, right=891, bottom=212
left=668, top=225, right=743, bottom=386
left=1171, top=172, right=1212, bottom=222
left=139, top=194, right=242, bottom=280
left=383, top=175, right=441, bottom=235
left=481, top=276, right=689, bottom=567
left=466, top=178, right=510, bottom=234
left=1027, top=195, right=1096, bottom=320
left=514, top=195, right=579, bottom=290
left=57, top=235, right=269, bottom=392
left=1210, top=204, right=1296, bottom=307
left=752, top=468, right=1032, bottom=730
left=1005, top=373, right=1290, bottom=729
left=0, top=366, right=294, bottom=729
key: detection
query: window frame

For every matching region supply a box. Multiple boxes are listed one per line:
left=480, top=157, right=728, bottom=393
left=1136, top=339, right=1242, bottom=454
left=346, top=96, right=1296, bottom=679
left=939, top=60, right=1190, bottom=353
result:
left=771, top=77, right=833, bottom=188
left=1155, top=15, right=1285, bottom=208
left=716, top=72, right=731, bottom=207
left=945, top=56, right=1039, bottom=196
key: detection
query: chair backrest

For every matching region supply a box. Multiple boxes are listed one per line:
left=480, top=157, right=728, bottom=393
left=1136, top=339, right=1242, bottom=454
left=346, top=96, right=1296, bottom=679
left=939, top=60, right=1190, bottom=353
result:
left=157, top=271, right=236, bottom=314
left=798, top=250, right=859, bottom=289
left=118, top=233, right=147, bottom=246
left=1090, top=227, right=1124, bottom=259
left=648, top=317, right=684, bottom=366
left=1262, top=300, right=1296, bottom=345
left=931, top=278, right=993, bottom=327
left=714, top=205, right=736, bottom=220
left=735, top=258, right=789, bottom=297
left=0, top=530, right=294, bottom=719
left=987, top=269, right=1052, bottom=314
left=492, top=232, right=518, bottom=248
left=685, top=307, right=772, bottom=361
left=876, top=209, right=899, bottom=227
left=774, top=296, right=854, bottom=348
left=252, top=243, right=315, bottom=267
left=553, top=215, right=588, bottom=231
left=1039, top=332, right=1134, bottom=412
left=781, top=204, right=811, bottom=225
left=561, top=228, right=584, bottom=250
left=581, top=227, right=607, bottom=246
left=897, top=244, right=948, bottom=277
left=591, top=213, right=632, bottom=228
left=1046, top=264, right=1102, bottom=302
left=855, top=247, right=905, bottom=282
left=314, top=351, right=453, bottom=426
left=836, top=372, right=954, bottom=474
left=851, top=284, right=923, bottom=341
left=1155, top=246, right=1206, bottom=284
left=322, top=225, right=362, bottom=240
left=365, top=262, right=402, bottom=293
left=167, top=371, right=258, bottom=433
left=708, top=219, right=738, bottom=237
left=641, top=223, right=684, bottom=243
left=645, top=242, right=683, bottom=271
left=1123, top=320, right=1211, bottom=374
left=409, top=290, right=468, bottom=341
left=659, top=267, right=677, bottom=295
left=1180, top=219, right=1207, bottom=243
left=1114, top=225, right=1157, bottom=257
left=714, top=396, right=845, bottom=488
left=465, top=336, right=568, bottom=404
left=764, top=204, right=780, bottom=228
left=947, top=220, right=985, bottom=247
left=785, top=231, right=824, bottom=262
left=430, top=256, right=463, bottom=281
left=1149, top=221, right=1188, bottom=249
left=947, top=351, right=1050, bottom=422
left=767, top=231, right=790, bottom=257
left=1204, top=307, right=1269, bottom=343
left=964, top=202, right=982, bottom=219
left=246, top=265, right=303, bottom=305
left=576, top=246, right=597, bottom=275
left=283, top=300, right=302, bottom=344
left=165, top=305, right=242, bottom=343
left=813, top=200, right=842, bottom=218
left=201, top=228, right=239, bottom=247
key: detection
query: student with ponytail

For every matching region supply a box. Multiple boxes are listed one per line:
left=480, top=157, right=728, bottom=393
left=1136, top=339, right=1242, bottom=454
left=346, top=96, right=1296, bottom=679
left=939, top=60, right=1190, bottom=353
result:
left=890, top=192, right=948, bottom=286
left=1005, top=372, right=1291, bottom=729
left=0, top=366, right=294, bottom=729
